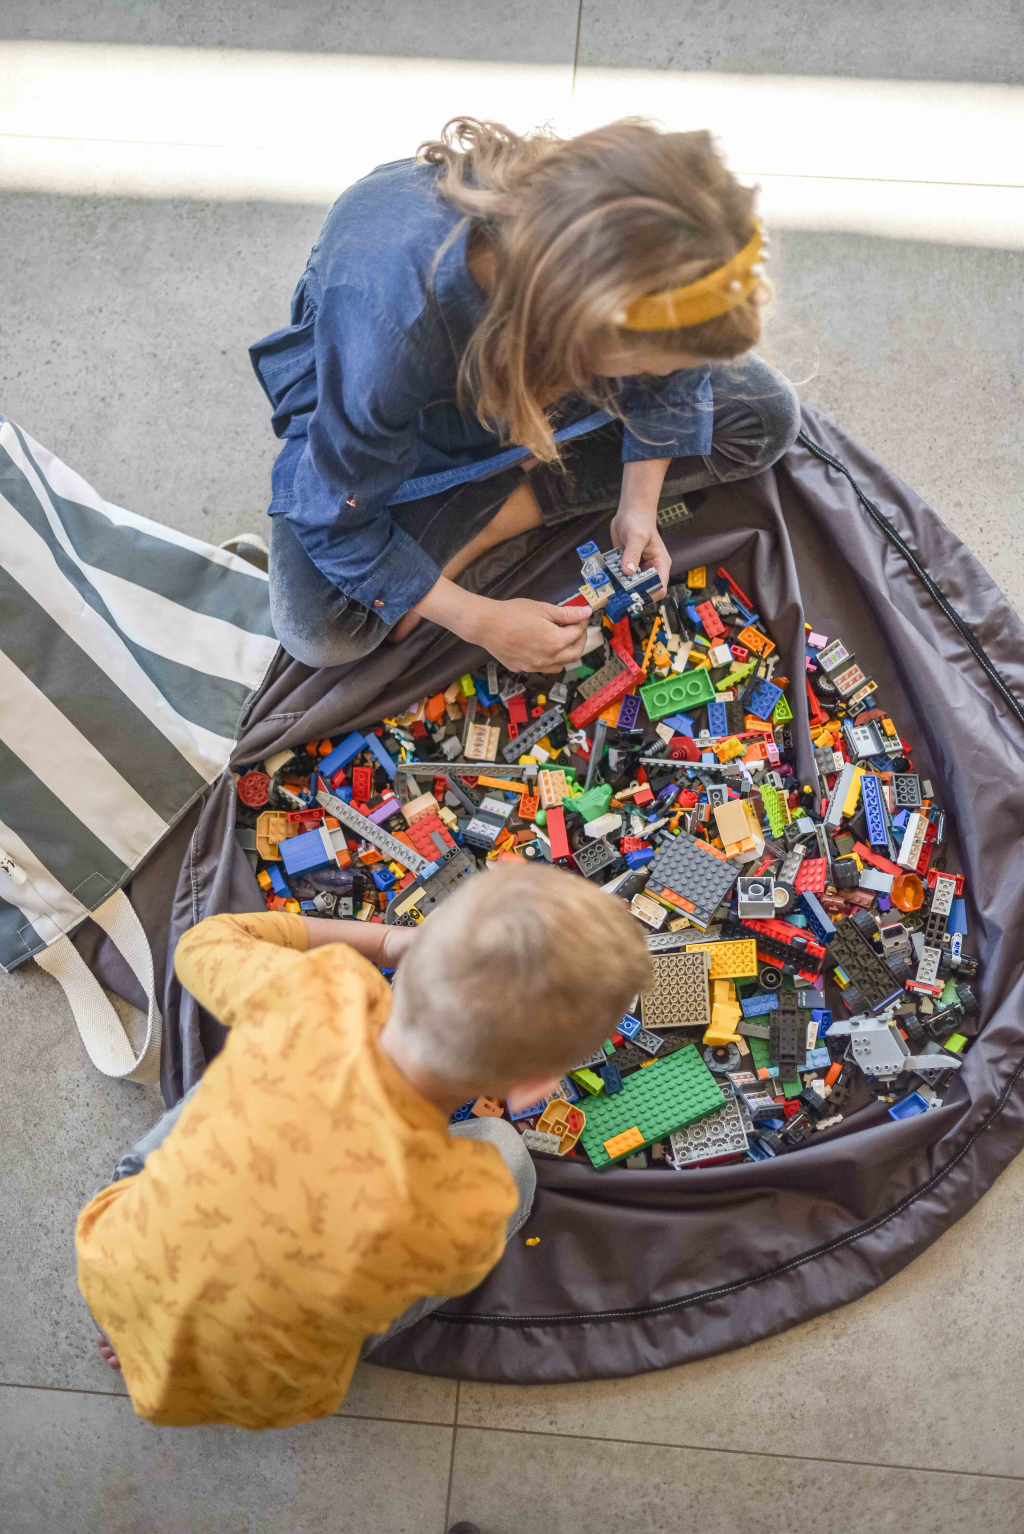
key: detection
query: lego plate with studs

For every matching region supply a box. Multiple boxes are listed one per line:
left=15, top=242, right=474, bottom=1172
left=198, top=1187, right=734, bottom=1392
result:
left=231, top=548, right=979, bottom=1169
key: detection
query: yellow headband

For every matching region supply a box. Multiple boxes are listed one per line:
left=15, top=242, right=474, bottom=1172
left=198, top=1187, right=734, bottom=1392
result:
left=618, top=221, right=767, bottom=332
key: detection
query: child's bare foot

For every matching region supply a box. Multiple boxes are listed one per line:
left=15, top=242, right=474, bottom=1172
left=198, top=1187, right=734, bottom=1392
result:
left=387, top=610, right=423, bottom=644
left=96, top=1332, right=121, bottom=1371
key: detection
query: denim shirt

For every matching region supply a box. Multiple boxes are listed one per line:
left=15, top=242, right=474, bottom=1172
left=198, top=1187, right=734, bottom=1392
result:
left=250, top=158, right=713, bottom=624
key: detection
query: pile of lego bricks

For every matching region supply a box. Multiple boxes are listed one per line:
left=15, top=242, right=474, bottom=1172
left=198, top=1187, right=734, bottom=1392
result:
left=231, top=543, right=981, bottom=1172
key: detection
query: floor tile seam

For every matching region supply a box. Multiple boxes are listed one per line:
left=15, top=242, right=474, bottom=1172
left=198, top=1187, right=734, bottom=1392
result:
left=0, top=1380, right=455, bottom=1430
left=442, top=1383, right=460, bottom=1534
left=450, top=1421, right=1024, bottom=1483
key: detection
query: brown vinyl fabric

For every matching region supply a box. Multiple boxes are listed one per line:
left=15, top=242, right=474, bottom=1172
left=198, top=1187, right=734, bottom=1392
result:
left=76, top=406, right=1024, bottom=1381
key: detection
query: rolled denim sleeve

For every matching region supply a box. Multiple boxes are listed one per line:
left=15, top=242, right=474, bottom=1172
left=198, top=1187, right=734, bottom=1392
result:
left=287, top=284, right=442, bottom=624
left=618, top=366, right=714, bottom=463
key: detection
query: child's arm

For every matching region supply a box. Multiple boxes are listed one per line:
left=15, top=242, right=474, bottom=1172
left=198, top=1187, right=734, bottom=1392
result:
left=303, top=916, right=417, bottom=969
left=609, top=457, right=673, bottom=594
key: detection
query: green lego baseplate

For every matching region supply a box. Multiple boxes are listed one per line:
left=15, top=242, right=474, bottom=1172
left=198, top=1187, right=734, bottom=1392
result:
left=578, top=1043, right=726, bottom=1169
left=640, top=668, right=716, bottom=721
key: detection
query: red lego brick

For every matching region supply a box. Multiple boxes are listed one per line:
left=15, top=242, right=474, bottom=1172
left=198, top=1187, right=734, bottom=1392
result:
left=403, top=811, right=456, bottom=861
left=694, top=600, right=726, bottom=639
left=351, top=765, right=373, bottom=802
left=546, top=804, right=570, bottom=861
left=793, top=857, right=827, bottom=893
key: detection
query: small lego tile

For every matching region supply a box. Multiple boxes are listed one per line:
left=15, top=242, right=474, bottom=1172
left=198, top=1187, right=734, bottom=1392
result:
left=578, top=1043, right=726, bottom=1168
left=640, top=668, right=716, bottom=720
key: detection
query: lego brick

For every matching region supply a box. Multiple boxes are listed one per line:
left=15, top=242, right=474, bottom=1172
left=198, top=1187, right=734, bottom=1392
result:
left=706, top=700, right=729, bottom=737
left=502, top=705, right=565, bottom=763
left=538, top=769, right=570, bottom=809
left=640, top=952, right=711, bottom=1031
left=758, top=782, right=789, bottom=839
left=683, top=938, right=759, bottom=980
left=577, top=648, right=627, bottom=701
left=860, top=772, right=889, bottom=848
left=829, top=913, right=904, bottom=1012
left=465, top=722, right=501, bottom=762
left=633, top=1026, right=665, bottom=1056
left=578, top=1043, right=726, bottom=1168
left=645, top=831, right=740, bottom=929
left=666, top=1087, right=749, bottom=1167
left=318, top=732, right=367, bottom=777
left=616, top=693, right=642, bottom=730
left=793, top=857, right=827, bottom=894
left=740, top=990, right=778, bottom=1017
left=519, top=1128, right=562, bottom=1155
left=744, top=678, right=784, bottom=721
left=640, top=668, right=716, bottom=720
left=573, top=837, right=621, bottom=879
left=892, top=773, right=923, bottom=809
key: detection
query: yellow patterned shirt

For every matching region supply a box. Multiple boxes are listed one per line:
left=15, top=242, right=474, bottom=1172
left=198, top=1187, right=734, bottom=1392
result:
left=76, top=912, right=517, bottom=1430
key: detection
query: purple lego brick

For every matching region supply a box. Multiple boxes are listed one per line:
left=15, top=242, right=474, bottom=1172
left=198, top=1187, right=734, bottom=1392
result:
left=617, top=693, right=642, bottom=730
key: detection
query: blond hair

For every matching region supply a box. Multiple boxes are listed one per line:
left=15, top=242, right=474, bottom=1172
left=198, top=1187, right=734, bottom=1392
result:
left=390, top=863, right=652, bottom=1092
left=417, top=116, right=769, bottom=464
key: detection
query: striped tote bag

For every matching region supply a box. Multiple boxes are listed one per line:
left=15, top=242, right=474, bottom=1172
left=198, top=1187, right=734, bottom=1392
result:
left=0, top=415, right=279, bottom=1081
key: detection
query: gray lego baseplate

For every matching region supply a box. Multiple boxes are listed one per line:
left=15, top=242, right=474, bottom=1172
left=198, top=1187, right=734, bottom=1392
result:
left=645, top=831, right=740, bottom=929
left=641, top=952, right=711, bottom=1031
left=665, top=1085, right=750, bottom=1167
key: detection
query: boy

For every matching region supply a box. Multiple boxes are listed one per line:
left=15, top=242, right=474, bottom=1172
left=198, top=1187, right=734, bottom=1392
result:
left=77, top=863, right=651, bottom=1429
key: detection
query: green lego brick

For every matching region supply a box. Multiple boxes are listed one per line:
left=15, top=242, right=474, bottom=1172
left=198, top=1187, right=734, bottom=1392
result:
left=771, top=692, right=793, bottom=724
left=759, top=781, right=789, bottom=839
left=573, top=783, right=614, bottom=822
left=640, top=668, right=716, bottom=721
left=578, top=1043, right=726, bottom=1168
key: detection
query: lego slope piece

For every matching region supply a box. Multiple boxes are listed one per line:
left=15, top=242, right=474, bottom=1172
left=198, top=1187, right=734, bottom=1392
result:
left=641, top=952, right=710, bottom=1030
left=645, top=831, right=740, bottom=929
left=578, top=1044, right=726, bottom=1168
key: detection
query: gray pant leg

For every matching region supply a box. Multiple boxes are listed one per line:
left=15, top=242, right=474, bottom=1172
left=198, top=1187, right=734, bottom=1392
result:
left=109, top=1080, right=202, bottom=1183
left=360, top=1117, right=536, bottom=1357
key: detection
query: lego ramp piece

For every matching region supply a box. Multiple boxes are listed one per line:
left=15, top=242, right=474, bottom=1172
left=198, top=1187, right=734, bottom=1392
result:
left=645, top=831, right=740, bottom=929
left=641, top=952, right=710, bottom=1031
left=578, top=1044, right=725, bottom=1168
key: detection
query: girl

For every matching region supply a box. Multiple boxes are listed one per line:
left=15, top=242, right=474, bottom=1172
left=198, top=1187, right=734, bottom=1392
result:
left=250, top=118, right=798, bottom=673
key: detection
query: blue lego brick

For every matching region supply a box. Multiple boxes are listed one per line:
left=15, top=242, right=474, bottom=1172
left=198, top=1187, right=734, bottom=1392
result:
left=372, top=866, right=397, bottom=891
left=576, top=540, right=600, bottom=559
left=449, top=1100, right=476, bottom=1124
left=508, top=1096, right=549, bottom=1122
left=625, top=847, right=655, bottom=870
left=618, top=1012, right=642, bottom=1039
left=741, top=991, right=779, bottom=1017
left=892, top=809, right=910, bottom=832
left=860, top=772, right=888, bottom=848
left=267, top=864, right=291, bottom=897
left=363, top=730, right=397, bottom=780
left=599, top=1063, right=623, bottom=1095
left=804, top=1047, right=831, bottom=1069
left=706, top=700, right=729, bottom=736
left=812, top=1007, right=833, bottom=1035
left=279, top=827, right=330, bottom=876
left=472, top=680, right=498, bottom=707
left=606, top=589, right=639, bottom=622
left=318, top=732, right=367, bottom=777
left=617, top=693, right=642, bottom=730
left=663, top=712, right=695, bottom=737
left=554, top=1076, right=579, bottom=1104
left=744, top=678, right=784, bottom=721
left=299, top=900, right=317, bottom=913
left=948, top=897, right=967, bottom=936
left=889, top=1091, right=930, bottom=1121
left=799, top=891, right=836, bottom=944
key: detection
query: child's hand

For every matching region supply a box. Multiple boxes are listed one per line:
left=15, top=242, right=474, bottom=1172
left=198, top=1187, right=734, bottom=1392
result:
left=468, top=596, right=589, bottom=674
left=608, top=507, right=671, bottom=598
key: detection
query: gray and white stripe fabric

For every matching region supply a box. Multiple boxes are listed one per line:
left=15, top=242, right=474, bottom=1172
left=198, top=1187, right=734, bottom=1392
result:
left=0, top=416, right=279, bottom=1076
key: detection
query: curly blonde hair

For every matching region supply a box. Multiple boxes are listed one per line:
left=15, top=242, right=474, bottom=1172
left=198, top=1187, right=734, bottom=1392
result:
left=417, top=116, right=769, bottom=464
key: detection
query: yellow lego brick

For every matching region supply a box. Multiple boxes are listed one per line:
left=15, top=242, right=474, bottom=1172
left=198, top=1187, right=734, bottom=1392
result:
left=603, top=1126, right=645, bottom=1159
left=843, top=764, right=866, bottom=816
left=687, top=566, right=706, bottom=588
left=714, top=735, right=745, bottom=762
left=684, top=938, right=759, bottom=980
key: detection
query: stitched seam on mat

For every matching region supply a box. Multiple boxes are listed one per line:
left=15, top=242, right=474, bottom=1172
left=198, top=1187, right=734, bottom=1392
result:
left=437, top=1049, right=1024, bottom=1326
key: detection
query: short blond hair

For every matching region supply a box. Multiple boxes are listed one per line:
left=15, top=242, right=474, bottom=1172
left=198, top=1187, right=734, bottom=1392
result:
left=390, top=863, right=653, bottom=1093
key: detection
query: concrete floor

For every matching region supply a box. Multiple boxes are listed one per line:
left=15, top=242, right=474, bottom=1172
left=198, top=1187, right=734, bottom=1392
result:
left=2, top=5, right=1023, bottom=1531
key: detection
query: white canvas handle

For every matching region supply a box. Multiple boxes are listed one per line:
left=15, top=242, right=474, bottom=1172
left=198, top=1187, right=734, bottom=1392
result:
left=35, top=889, right=162, bottom=1083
